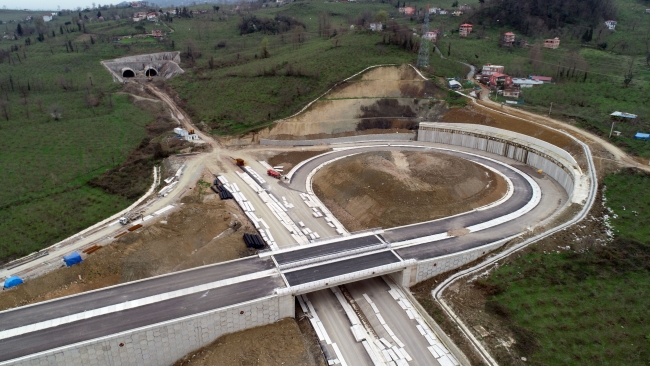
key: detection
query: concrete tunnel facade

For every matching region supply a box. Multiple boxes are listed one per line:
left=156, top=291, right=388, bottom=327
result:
left=121, top=67, right=136, bottom=78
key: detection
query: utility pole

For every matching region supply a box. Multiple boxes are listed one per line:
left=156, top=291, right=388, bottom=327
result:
left=609, top=120, right=616, bottom=138
left=416, top=5, right=430, bottom=68
left=548, top=102, right=552, bottom=116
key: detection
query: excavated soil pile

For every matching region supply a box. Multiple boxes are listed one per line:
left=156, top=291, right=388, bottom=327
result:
left=313, top=151, right=507, bottom=231
left=173, top=318, right=324, bottom=366
left=0, top=172, right=251, bottom=311
left=267, top=149, right=332, bottom=173
left=443, top=107, right=584, bottom=159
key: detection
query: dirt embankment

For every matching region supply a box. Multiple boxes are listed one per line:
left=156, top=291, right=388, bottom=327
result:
left=312, top=151, right=507, bottom=231
left=0, top=171, right=251, bottom=311
left=442, top=106, right=584, bottom=164
left=173, top=318, right=325, bottom=366
left=259, top=65, right=448, bottom=139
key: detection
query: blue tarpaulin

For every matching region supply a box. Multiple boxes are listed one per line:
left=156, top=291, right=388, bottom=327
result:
left=63, top=252, right=83, bottom=267
left=3, top=276, right=23, bottom=289
left=634, top=132, right=650, bottom=141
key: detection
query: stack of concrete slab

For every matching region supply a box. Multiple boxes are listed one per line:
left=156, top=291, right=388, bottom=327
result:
left=386, top=283, right=459, bottom=366
left=297, top=295, right=347, bottom=366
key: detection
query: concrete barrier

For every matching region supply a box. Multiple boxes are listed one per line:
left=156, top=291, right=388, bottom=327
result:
left=2, top=294, right=294, bottom=366
left=260, top=132, right=415, bottom=146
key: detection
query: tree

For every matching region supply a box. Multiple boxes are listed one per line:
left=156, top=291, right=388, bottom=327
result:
left=260, top=37, right=270, bottom=58
left=25, top=37, right=31, bottom=46
left=48, top=103, right=63, bottom=120
left=318, top=12, right=331, bottom=37
left=375, top=10, right=389, bottom=23
left=0, top=100, right=9, bottom=121
left=16, top=24, right=23, bottom=36
left=528, top=43, right=543, bottom=71
left=97, top=10, right=102, bottom=18
left=452, top=0, right=458, bottom=7
left=623, top=58, right=635, bottom=88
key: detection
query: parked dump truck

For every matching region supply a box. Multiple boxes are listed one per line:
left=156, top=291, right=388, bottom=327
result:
left=235, top=158, right=245, bottom=166
left=267, top=169, right=281, bottom=179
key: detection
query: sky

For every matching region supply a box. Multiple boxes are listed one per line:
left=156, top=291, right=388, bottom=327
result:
left=0, top=0, right=121, bottom=11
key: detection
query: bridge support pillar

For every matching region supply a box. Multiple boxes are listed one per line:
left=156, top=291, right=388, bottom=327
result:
left=389, top=265, right=417, bottom=288
left=278, top=294, right=295, bottom=319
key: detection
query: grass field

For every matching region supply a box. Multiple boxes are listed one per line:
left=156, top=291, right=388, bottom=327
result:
left=483, top=169, right=650, bottom=365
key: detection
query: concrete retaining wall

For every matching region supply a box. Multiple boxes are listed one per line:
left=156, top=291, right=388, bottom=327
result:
left=418, top=123, right=582, bottom=200
left=413, top=238, right=512, bottom=284
left=260, top=132, right=415, bottom=146
left=3, top=295, right=294, bottom=366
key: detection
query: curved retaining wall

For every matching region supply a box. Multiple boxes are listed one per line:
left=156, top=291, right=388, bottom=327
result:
left=260, top=132, right=415, bottom=146
left=418, top=122, right=586, bottom=202
left=409, top=122, right=588, bottom=284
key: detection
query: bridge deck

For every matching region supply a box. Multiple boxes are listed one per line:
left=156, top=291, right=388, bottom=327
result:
left=273, top=235, right=382, bottom=265
left=282, top=251, right=401, bottom=286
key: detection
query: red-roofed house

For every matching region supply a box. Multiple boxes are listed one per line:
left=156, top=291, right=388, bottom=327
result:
left=501, top=32, right=515, bottom=46
left=544, top=37, right=560, bottom=49
left=489, top=73, right=512, bottom=88
left=459, top=23, right=472, bottom=37
left=531, top=75, right=553, bottom=83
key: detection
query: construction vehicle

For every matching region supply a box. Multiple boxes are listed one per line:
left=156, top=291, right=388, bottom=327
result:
left=235, top=158, right=245, bottom=167
left=267, top=169, right=281, bottom=179
left=119, top=210, right=144, bottom=225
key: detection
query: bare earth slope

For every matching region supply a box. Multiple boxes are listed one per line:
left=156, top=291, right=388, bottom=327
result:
left=313, top=151, right=506, bottom=231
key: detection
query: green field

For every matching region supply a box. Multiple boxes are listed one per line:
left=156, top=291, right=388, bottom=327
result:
left=483, top=169, right=650, bottom=365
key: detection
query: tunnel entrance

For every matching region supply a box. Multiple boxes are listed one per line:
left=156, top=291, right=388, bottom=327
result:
left=145, top=68, right=158, bottom=77
left=122, top=69, right=135, bottom=78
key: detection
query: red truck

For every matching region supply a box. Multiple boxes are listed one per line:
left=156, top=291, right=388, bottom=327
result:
left=267, top=169, right=281, bottom=179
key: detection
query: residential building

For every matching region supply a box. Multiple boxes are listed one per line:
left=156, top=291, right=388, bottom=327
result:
left=152, top=29, right=163, bottom=37
left=501, top=32, right=515, bottom=46
left=451, top=10, right=463, bottom=16
left=133, top=11, right=147, bottom=21
left=42, top=14, right=53, bottom=22
left=503, top=88, right=521, bottom=98
left=399, top=6, right=415, bottom=15
left=605, top=20, right=617, bottom=30
left=429, top=7, right=441, bottom=14
left=646, top=8, right=650, bottom=14
left=369, top=22, right=382, bottom=31
left=147, top=12, right=158, bottom=21
left=543, top=37, right=560, bottom=49
left=422, top=30, right=439, bottom=41
left=459, top=23, right=472, bottom=37
left=482, top=64, right=504, bottom=76
left=459, top=4, right=471, bottom=11
left=530, top=75, right=553, bottom=83
left=512, top=78, right=544, bottom=88
left=438, top=9, right=448, bottom=15
left=489, top=73, right=512, bottom=88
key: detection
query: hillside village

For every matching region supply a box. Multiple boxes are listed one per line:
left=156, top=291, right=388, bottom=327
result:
left=0, top=0, right=649, bottom=364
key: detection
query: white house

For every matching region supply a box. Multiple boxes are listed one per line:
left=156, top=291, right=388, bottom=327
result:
left=147, top=12, right=158, bottom=21
left=42, top=14, right=53, bottom=22
left=174, top=127, right=188, bottom=137
left=605, top=20, right=617, bottom=30
left=369, top=22, right=382, bottom=31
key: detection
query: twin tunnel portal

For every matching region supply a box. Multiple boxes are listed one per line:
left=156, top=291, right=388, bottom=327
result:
left=120, top=66, right=157, bottom=78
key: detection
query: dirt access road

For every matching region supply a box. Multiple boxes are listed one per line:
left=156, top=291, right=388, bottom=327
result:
left=468, top=80, right=649, bottom=171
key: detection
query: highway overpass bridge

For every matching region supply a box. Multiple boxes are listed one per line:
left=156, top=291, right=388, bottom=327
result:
left=0, top=123, right=592, bottom=366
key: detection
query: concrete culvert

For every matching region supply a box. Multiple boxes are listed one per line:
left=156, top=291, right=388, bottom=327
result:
left=122, top=68, right=135, bottom=78
left=145, top=68, right=158, bottom=77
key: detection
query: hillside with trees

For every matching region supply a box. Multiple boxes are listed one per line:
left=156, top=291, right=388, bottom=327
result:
left=471, top=0, right=617, bottom=36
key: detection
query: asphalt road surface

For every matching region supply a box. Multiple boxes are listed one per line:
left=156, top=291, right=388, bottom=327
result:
left=346, top=277, right=441, bottom=366
left=307, top=290, right=373, bottom=366
left=0, top=275, right=285, bottom=363
left=0, top=256, right=275, bottom=332
left=283, top=251, right=401, bottom=286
